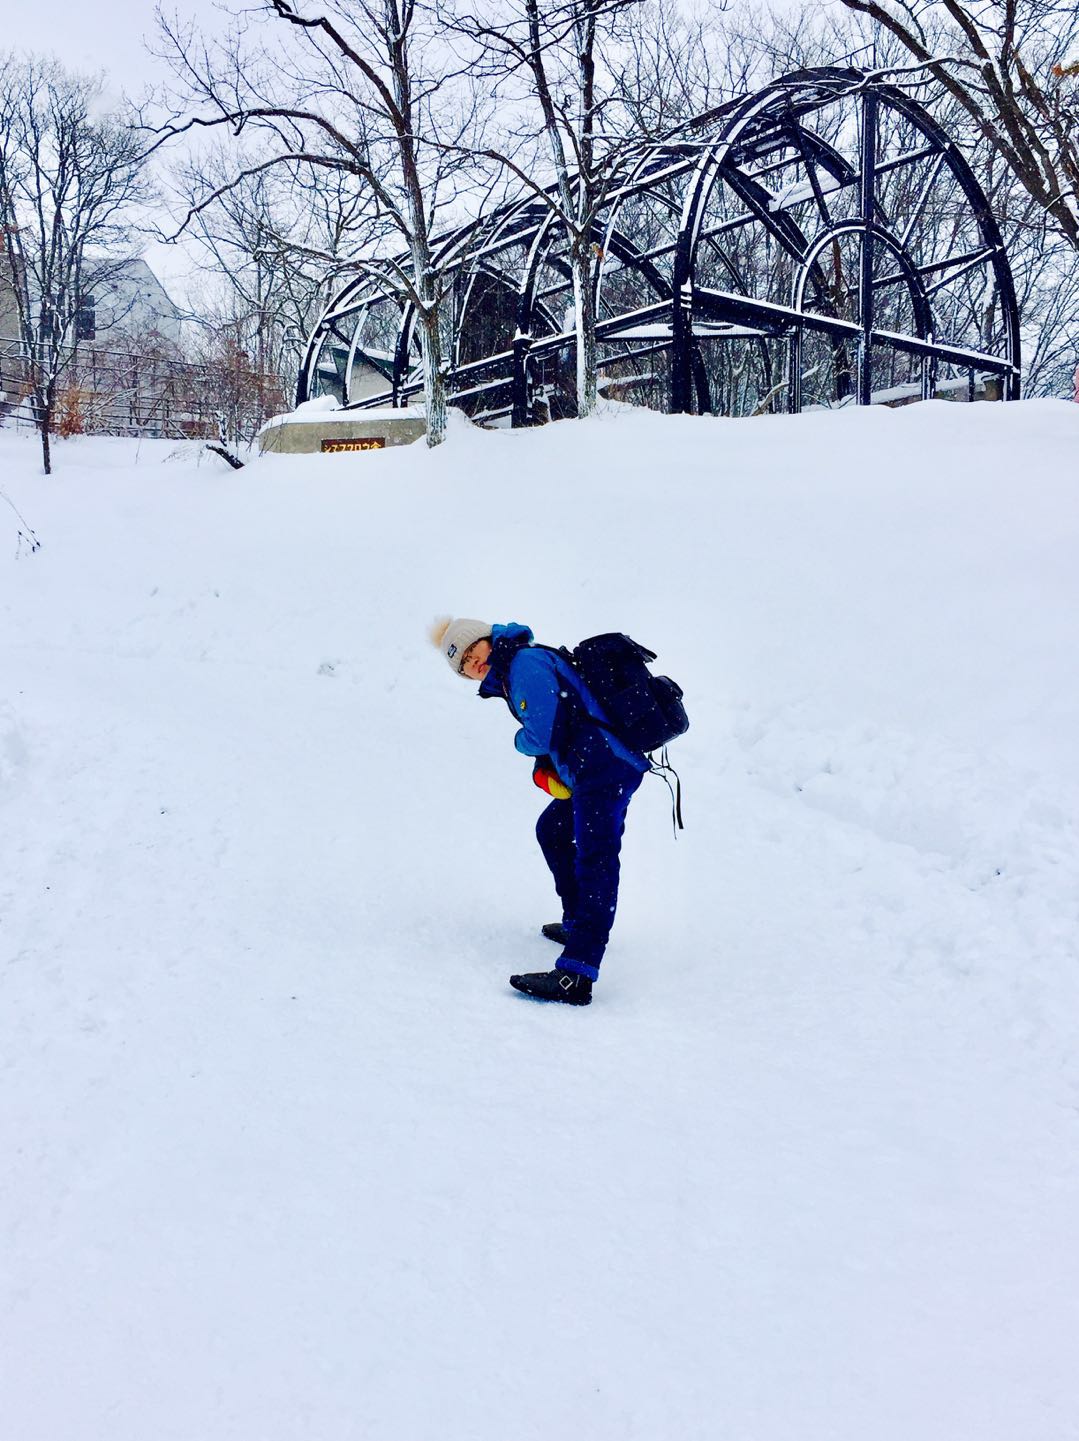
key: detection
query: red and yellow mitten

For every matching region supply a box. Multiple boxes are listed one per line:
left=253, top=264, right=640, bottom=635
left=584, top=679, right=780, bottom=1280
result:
left=532, top=761, right=572, bottom=800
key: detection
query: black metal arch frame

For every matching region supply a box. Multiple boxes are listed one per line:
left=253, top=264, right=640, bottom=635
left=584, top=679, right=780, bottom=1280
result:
left=298, top=67, right=1021, bottom=422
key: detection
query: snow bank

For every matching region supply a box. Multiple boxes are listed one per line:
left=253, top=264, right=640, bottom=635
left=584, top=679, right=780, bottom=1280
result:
left=2, top=401, right=1078, bottom=1441
left=256, top=396, right=430, bottom=435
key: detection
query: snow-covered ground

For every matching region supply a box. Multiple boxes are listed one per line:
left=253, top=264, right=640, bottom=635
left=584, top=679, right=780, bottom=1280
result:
left=2, top=400, right=1078, bottom=1441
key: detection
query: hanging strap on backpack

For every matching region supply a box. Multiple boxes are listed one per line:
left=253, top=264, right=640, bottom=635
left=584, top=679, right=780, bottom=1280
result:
left=531, top=642, right=685, bottom=835
left=649, top=746, right=684, bottom=837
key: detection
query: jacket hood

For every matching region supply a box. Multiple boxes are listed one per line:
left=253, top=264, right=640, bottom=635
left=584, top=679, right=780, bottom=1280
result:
left=478, top=621, right=534, bottom=697
left=491, top=622, right=534, bottom=648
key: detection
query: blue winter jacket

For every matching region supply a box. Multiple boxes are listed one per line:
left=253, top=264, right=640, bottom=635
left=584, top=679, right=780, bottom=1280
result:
left=479, top=622, right=648, bottom=787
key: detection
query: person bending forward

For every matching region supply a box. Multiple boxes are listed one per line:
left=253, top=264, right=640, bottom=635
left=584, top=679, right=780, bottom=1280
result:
left=433, top=618, right=647, bottom=1006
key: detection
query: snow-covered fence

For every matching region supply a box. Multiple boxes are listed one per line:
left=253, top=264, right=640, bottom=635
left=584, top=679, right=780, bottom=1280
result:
left=0, top=338, right=29, bottom=426
left=0, top=337, right=285, bottom=442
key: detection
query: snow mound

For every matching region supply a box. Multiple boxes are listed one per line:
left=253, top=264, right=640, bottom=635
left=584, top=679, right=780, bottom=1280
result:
left=2, top=401, right=1079, bottom=1441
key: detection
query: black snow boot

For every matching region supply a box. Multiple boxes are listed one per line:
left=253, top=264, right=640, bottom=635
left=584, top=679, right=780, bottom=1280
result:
left=509, top=968, right=592, bottom=1005
left=541, top=922, right=569, bottom=945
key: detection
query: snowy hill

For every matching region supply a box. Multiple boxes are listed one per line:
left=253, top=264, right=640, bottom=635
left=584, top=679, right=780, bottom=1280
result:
left=3, top=400, right=1079, bottom=1441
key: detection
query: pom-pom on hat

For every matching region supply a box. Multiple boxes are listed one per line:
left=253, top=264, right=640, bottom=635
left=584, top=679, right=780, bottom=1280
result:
left=430, top=616, right=492, bottom=676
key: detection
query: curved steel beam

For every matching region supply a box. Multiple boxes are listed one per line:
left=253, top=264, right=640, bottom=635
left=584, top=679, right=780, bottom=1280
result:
left=297, top=66, right=1021, bottom=418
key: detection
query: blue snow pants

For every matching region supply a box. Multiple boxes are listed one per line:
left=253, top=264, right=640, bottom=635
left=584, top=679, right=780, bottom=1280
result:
left=534, top=752, right=643, bottom=981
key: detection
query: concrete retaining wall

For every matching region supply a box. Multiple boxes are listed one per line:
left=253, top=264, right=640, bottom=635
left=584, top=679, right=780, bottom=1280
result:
left=258, top=411, right=427, bottom=455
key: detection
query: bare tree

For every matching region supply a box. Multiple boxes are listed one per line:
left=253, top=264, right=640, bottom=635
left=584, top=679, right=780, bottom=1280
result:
left=614, top=0, right=728, bottom=133
left=835, top=0, right=1079, bottom=250
left=182, top=311, right=289, bottom=448
left=0, top=54, right=151, bottom=473
left=978, top=143, right=1079, bottom=394
left=147, top=0, right=485, bottom=447
left=446, top=0, right=666, bottom=417
left=169, top=151, right=365, bottom=408
left=696, top=2, right=1079, bottom=397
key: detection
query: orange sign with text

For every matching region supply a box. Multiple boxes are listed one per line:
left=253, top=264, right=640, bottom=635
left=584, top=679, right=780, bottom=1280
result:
left=320, top=437, right=387, bottom=453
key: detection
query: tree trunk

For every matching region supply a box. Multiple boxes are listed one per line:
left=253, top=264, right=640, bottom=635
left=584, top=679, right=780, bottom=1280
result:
left=39, top=401, right=53, bottom=475
left=419, top=310, right=447, bottom=447
left=573, top=248, right=598, bottom=417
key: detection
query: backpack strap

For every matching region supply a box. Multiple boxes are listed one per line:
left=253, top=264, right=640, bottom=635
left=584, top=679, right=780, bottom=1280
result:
left=530, top=642, right=617, bottom=742
left=650, top=746, right=685, bottom=836
left=531, top=644, right=685, bottom=835
left=527, top=643, right=595, bottom=756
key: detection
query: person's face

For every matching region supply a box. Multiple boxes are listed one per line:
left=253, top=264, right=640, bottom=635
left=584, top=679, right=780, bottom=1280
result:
left=461, top=638, right=492, bottom=681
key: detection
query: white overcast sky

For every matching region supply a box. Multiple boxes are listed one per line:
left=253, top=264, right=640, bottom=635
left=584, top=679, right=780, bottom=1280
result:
left=5, top=0, right=229, bottom=92
left=5, top=1, right=264, bottom=297
left=5, top=0, right=812, bottom=300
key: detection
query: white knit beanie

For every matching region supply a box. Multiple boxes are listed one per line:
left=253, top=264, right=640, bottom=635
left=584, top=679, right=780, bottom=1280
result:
left=430, top=616, right=492, bottom=676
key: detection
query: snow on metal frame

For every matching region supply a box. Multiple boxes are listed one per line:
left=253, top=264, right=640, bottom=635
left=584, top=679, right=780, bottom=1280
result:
left=297, top=68, right=1021, bottom=423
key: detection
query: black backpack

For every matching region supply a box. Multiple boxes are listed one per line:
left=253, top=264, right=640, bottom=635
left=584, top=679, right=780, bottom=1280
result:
left=551, top=633, right=689, bottom=756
